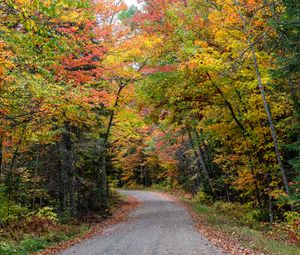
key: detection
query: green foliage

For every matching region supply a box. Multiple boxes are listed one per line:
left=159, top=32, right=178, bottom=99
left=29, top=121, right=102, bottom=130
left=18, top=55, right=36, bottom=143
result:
left=0, top=237, right=48, bottom=255
left=151, top=180, right=174, bottom=192
left=0, top=241, right=18, bottom=255
left=0, top=224, right=89, bottom=255
left=19, top=237, right=48, bottom=254
left=0, top=219, right=89, bottom=254
left=0, top=188, right=28, bottom=226
left=285, top=211, right=300, bottom=225
left=284, top=211, right=300, bottom=241
left=212, top=201, right=267, bottom=226
left=118, top=5, right=138, bottom=20
left=35, top=207, right=58, bottom=222
left=192, top=191, right=213, bottom=204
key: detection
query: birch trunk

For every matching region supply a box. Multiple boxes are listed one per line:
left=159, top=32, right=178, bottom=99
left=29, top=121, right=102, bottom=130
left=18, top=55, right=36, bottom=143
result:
left=251, top=47, right=291, bottom=196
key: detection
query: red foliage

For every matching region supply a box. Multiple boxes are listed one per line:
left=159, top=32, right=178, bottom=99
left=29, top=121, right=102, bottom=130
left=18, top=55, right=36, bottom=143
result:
left=132, top=0, right=182, bottom=33
left=84, top=89, right=113, bottom=107
left=140, top=65, right=176, bottom=75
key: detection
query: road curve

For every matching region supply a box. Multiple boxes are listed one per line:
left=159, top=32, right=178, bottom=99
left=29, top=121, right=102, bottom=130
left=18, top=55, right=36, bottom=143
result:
left=58, top=190, right=225, bottom=255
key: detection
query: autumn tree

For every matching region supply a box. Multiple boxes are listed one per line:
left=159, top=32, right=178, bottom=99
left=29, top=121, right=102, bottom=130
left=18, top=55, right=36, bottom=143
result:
left=115, top=0, right=299, bottom=221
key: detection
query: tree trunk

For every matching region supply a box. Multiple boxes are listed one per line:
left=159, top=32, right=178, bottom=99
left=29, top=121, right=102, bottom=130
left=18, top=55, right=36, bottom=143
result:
left=288, top=77, right=300, bottom=112
left=225, top=184, right=231, bottom=202
left=140, top=164, right=143, bottom=185
left=199, top=128, right=212, bottom=174
left=99, top=146, right=108, bottom=214
left=60, top=123, right=76, bottom=217
left=69, top=174, right=76, bottom=217
left=98, top=82, right=127, bottom=214
left=7, top=144, right=20, bottom=217
left=192, top=128, right=214, bottom=194
left=250, top=163, right=262, bottom=208
left=98, top=106, right=115, bottom=214
left=0, top=137, right=2, bottom=179
left=31, top=144, right=40, bottom=209
left=266, top=173, right=274, bottom=223
left=140, top=162, right=148, bottom=187
left=206, top=72, right=248, bottom=135
left=231, top=0, right=291, bottom=198
left=251, top=47, right=291, bottom=197
left=143, top=166, right=149, bottom=187
left=188, top=131, right=202, bottom=189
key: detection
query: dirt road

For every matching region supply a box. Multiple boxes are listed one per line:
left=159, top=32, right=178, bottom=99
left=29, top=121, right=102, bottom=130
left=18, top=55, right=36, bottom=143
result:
left=58, top=190, right=225, bottom=255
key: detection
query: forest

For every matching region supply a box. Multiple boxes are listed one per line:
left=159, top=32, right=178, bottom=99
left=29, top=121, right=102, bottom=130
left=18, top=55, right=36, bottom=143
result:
left=0, top=0, right=299, bottom=253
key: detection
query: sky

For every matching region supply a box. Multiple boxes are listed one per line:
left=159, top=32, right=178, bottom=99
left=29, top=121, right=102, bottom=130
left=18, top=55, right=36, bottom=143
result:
left=124, top=0, right=140, bottom=7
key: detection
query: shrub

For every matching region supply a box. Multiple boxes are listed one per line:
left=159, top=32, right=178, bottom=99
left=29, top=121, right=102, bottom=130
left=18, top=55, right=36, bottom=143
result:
left=17, top=206, right=59, bottom=233
left=19, top=237, right=48, bottom=253
left=152, top=180, right=173, bottom=191
left=192, top=191, right=213, bottom=204
left=284, top=211, right=300, bottom=242
left=0, top=189, right=28, bottom=226
left=0, top=237, right=48, bottom=255
left=213, top=201, right=241, bottom=216
left=35, top=207, right=58, bottom=222
left=0, top=241, right=17, bottom=255
left=212, top=201, right=265, bottom=226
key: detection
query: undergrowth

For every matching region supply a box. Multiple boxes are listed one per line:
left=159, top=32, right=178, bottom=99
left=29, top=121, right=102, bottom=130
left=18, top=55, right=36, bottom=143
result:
left=0, top=191, right=125, bottom=255
left=187, top=200, right=300, bottom=255
left=0, top=222, right=89, bottom=255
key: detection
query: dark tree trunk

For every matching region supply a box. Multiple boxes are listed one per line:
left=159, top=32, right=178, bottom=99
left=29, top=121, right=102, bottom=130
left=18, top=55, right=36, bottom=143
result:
left=225, top=184, right=231, bottom=202
left=193, top=128, right=214, bottom=194
left=199, top=128, right=212, bottom=174
left=31, top=144, right=40, bottom=209
left=99, top=145, right=108, bottom=214
left=60, top=123, right=76, bottom=217
left=139, top=162, right=149, bottom=187
left=266, top=173, right=274, bottom=223
left=207, top=72, right=247, bottom=134
left=0, top=137, right=2, bottom=179
left=288, top=77, right=300, bottom=112
left=98, top=84, right=124, bottom=214
left=188, top=131, right=202, bottom=189
left=7, top=143, right=20, bottom=216
left=250, top=165, right=262, bottom=208
left=144, top=168, right=148, bottom=187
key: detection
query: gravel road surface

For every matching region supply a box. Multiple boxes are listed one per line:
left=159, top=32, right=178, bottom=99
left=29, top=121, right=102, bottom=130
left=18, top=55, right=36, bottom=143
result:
left=58, top=190, right=225, bottom=255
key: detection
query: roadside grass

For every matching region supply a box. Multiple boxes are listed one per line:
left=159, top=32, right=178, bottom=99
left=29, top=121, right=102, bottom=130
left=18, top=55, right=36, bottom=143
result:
left=0, top=224, right=89, bottom=255
left=187, top=201, right=300, bottom=255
